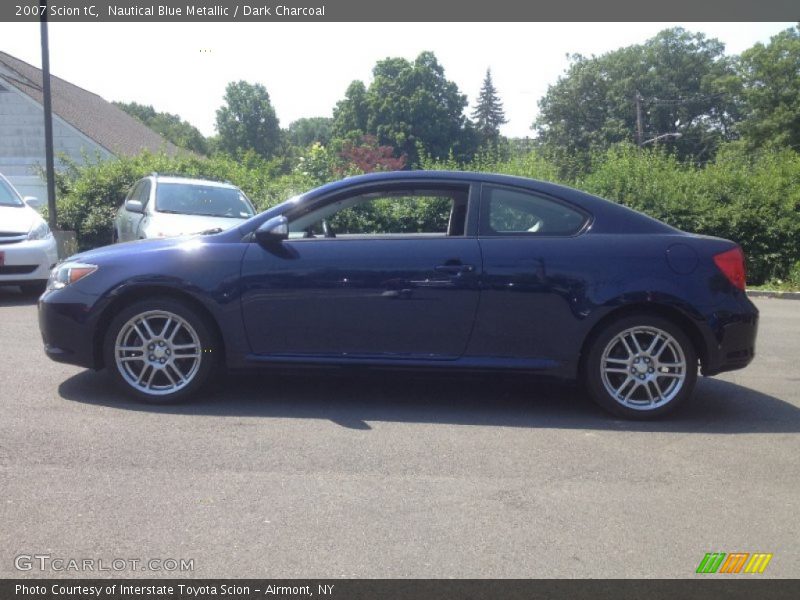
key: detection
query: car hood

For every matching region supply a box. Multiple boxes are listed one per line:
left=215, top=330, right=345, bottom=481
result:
left=68, top=235, right=207, bottom=265
left=0, top=204, right=41, bottom=234
left=145, top=213, right=249, bottom=237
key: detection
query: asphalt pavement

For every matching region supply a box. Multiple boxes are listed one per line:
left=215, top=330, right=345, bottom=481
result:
left=0, top=289, right=797, bottom=578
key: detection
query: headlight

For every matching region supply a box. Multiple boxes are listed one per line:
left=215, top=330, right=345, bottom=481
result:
left=47, top=262, right=98, bottom=290
left=27, top=221, right=52, bottom=240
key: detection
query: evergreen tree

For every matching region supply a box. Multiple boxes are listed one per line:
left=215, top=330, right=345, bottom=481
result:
left=471, top=69, right=507, bottom=142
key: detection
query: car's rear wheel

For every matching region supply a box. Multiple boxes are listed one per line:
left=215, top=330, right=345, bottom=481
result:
left=584, top=314, right=697, bottom=419
left=103, top=298, right=217, bottom=403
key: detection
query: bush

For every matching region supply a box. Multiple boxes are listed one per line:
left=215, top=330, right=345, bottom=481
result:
left=696, top=145, right=800, bottom=284
left=420, top=144, right=561, bottom=182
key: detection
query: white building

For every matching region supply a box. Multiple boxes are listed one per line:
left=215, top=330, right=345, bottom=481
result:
left=0, top=51, right=177, bottom=201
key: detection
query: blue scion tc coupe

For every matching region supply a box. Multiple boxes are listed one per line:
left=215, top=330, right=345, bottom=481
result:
left=38, top=171, right=758, bottom=419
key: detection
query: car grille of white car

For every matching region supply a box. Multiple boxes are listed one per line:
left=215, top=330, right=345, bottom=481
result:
left=0, top=265, right=38, bottom=275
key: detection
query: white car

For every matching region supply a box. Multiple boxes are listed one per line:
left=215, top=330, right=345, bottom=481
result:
left=0, top=173, right=58, bottom=295
left=113, top=174, right=256, bottom=242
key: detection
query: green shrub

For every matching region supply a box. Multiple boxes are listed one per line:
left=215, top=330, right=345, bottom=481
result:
left=696, top=145, right=800, bottom=284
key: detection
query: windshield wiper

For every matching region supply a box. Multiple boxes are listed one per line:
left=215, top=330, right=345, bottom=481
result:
left=192, top=212, right=251, bottom=218
left=198, top=227, right=223, bottom=235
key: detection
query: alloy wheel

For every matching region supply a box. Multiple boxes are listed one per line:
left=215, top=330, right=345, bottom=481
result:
left=114, top=310, right=203, bottom=396
left=599, top=325, right=687, bottom=411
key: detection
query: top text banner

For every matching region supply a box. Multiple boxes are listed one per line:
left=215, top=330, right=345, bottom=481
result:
left=2, top=0, right=799, bottom=22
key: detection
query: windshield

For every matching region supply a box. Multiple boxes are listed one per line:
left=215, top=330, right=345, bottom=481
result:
left=155, top=183, right=255, bottom=218
left=0, top=178, right=23, bottom=207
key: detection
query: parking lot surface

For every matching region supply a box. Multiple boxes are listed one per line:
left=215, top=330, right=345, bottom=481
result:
left=0, top=290, right=797, bottom=578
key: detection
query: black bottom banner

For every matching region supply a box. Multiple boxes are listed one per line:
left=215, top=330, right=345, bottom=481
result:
left=3, top=579, right=800, bottom=600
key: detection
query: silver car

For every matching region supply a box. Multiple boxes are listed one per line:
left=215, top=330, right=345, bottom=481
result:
left=0, top=173, right=58, bottom=295
left=113, top=174, right=256, bottom=242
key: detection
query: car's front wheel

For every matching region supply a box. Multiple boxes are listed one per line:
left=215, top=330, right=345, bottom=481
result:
left=103, top=298, right=218, bottom=403
left=584, top=314, right=697, bottom=419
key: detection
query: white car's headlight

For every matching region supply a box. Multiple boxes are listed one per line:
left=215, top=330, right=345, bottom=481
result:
left=47, top=262, right=98, bottom=290
left=27, top=221, right=52, bottom=240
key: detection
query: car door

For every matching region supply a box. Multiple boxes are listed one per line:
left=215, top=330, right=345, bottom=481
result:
left=240, top=182, right=482, bottom=360
left=466, top=183, right=592, bottom=366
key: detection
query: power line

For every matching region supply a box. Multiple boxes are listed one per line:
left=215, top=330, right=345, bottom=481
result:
left=647, top=92, right=728, bottom=106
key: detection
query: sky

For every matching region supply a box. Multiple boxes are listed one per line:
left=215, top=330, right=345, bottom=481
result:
left=0, top=22, right=793, bottom=139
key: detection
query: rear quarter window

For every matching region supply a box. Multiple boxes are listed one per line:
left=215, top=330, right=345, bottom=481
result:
left=480, top=186, right=587, bottom=236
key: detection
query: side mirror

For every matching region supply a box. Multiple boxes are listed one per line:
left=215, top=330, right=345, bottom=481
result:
left=23, top=196, right=42, bottom=209
left=255, top=215, right=289, bottom=245
left=125, top=199, right=144, bottom=214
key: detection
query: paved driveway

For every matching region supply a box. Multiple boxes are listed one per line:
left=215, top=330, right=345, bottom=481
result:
left=0, top=290, right=797, bottom=578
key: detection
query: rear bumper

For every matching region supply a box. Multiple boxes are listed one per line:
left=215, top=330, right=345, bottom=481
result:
left=700, top=294, right=759, bottom=376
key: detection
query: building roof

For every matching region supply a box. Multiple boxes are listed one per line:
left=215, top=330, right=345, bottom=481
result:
left=0, top=50, right=180, bottom=157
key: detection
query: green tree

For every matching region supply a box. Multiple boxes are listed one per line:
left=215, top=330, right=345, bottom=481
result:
left=534, top=28, right=740, bottom=176
left=114, top=101, right=208, bottom=154
left=738, top=25, right=800, bottom=150
left=332, top=81, right=370, bottom=139
left=472, top=68, right=507, bottom=143
left=332, top=52, right=477, bottom=166
left=215, top=81, right=281, bottom=159
left=287, top=117, right=333, bottom=148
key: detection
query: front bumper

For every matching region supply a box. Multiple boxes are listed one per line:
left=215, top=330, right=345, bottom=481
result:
left=0, top=236, right=58, bottom=285
left=38, top=288, right=105, bottom=370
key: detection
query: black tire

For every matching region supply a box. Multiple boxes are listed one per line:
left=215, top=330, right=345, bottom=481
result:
left=583, top=314, right=697, bottom=419
left=20, top=281, right=47, bottom=297
left=103, top=297, right=219, bottom=404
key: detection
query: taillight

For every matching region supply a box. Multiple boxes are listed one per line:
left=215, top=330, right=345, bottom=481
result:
left=713, top=246, right=746, bottom=290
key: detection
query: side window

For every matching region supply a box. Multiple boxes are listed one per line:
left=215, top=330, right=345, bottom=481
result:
left=136, top=180, right=152, bottom=207
left=288, top=186, right=470, bottom=238
left=480, top=186, right=587, bottom=236
left=125, top=181, right=142, bottom=202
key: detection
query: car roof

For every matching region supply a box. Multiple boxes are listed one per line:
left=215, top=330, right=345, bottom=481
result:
left=307, top=170, right=604, bottom=204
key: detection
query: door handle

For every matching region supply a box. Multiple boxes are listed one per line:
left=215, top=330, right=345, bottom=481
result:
left=435, top=263, right=475, bottom=274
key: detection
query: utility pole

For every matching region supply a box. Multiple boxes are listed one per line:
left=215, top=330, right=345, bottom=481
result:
left=40, top=2, right=57, bottom=229
left=635, top=91, right=643, bottom=147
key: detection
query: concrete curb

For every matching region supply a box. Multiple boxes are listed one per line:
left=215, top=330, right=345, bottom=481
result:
left=747, top=290, right=800, bottom=300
